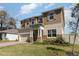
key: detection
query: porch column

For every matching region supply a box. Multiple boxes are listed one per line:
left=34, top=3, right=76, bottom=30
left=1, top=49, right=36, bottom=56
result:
left=38, top=29, right=40, bottom=39
left=30, top=30, right=33, bottom=43
left=38, top=29, right=43, bottom=42
left=40, top=29, right=43, bottom=42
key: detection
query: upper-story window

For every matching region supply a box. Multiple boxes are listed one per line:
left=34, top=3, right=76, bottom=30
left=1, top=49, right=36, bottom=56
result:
left=31, top=18, right=34, bottom=24
left=38, top=17, right=43, bottom=23
left=48, top=13, right=55, bottom=21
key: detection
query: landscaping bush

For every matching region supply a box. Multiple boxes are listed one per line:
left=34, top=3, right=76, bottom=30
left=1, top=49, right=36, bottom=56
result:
left=34, top=36, right=70, bottom=46
left=53, top=36, right=70, bottom=46
left=54, top=36, right=65, bottom=44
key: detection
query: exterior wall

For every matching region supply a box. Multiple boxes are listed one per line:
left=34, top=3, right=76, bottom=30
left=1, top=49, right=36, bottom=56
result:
left=6, top=34, right=18, bottom=40
left=43, top=23, right=64, bottom=39
left=64, top=34, right=79, bottom=44
left=25, top=22, right=30, bottom=28
left=42, top=8, right=64, bottom=39
left=43, top=12, right=61, bottom=25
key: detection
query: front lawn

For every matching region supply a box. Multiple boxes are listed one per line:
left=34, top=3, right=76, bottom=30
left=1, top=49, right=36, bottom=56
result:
left=0, top=43, right=79, bottom=56
left=0, top=40, right=17, bottom=43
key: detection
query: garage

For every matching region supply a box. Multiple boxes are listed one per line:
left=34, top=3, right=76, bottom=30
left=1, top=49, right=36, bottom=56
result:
left=19, top=32, right=30, bottom=42
left=18, top=28, right=30, bottom=42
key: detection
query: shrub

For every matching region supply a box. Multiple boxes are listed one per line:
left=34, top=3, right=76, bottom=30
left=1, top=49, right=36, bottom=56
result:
left=34, top=36, right=70, bottom=45
left=54, top=36, right=65, bottom=44
left=53, top=36, right=70, bottom=45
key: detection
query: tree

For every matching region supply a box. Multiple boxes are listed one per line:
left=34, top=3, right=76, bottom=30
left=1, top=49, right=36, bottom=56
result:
left=0, top=10, right=16, bottom=40
left=0, top=10, right=8, bottom=30
left=69, top=3, right=79, bottom=55
left=8, top=17, right=16, bottom=29
left=0, top=10, right=16, bottom=29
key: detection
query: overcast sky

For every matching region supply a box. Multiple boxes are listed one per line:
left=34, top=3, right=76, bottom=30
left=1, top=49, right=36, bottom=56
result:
left=0, top=3, right=76, bottom=34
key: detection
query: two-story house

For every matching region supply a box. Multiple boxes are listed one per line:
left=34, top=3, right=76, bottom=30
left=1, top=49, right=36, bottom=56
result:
left=20, top=7, right=64, bottom=42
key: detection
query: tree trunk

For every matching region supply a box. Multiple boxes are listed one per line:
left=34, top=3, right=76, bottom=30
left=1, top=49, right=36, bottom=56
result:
left=0, top=17, right=2, bottom=40
left=72, top=18, right=79, bottom=55
left=69, top=34, right=71, bottom=44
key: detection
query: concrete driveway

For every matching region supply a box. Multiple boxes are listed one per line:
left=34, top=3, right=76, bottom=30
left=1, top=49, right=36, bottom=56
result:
left=0, top=42, right=26, bottom=47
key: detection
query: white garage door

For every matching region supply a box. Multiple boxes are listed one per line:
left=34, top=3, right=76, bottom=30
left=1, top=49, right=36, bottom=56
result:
left=6, top=34, right=18, bottom=40
left=20, top=34, right=30, bottom=42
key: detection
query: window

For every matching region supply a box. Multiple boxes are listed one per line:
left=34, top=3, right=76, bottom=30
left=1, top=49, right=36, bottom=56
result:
left=32, top=21, right=34, bottom=24
left=52, top=29, right=56, bottom=37
left=48, top=30, right=51, bottom=37
left=48, top=29, right=56, bottom=37
left=38, top=17, right=43, bottom=23
left=31, top=18, right=34, bottom=24
left=48, top=13, right=55, bottom=20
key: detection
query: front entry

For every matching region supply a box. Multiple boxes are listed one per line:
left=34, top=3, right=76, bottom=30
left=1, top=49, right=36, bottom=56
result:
left=33, top=30, right=38, bottom=41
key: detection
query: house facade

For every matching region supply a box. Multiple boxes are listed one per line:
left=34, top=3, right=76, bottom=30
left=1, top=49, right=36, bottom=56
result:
left=20, top=7, right=64, bottom=42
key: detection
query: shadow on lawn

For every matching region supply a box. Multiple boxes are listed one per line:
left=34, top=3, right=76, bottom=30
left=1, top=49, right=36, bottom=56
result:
left=47, top=47, right=64, bottom=51
left=46, top=47, right=79, bottom=56
left=46, top=47, right=65, bottom=55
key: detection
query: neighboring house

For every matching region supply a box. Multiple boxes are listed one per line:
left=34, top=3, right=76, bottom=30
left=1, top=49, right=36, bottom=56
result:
left=20, top=7, right=64, bottom=42
left=0, top=29, right=19, bottom=41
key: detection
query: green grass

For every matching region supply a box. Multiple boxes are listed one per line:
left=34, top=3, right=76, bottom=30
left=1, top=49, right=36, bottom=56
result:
left=0, top=40, right=17, bottom=43
left=0, top=43, right=79, bottom=56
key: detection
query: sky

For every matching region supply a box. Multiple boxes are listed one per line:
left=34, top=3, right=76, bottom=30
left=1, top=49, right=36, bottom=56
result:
left=0, top=3, right=76, bottom=34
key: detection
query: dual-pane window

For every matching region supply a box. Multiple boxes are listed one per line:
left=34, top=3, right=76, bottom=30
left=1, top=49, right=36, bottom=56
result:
left=48, top=30, right=51, bottom=37
left=38, top=17, right=43, bottom=23
left=48, top=13, right=55, bottom=20
left=31, top=18, right=34, bottom=24
left=48, top=29, right=56, bottom=37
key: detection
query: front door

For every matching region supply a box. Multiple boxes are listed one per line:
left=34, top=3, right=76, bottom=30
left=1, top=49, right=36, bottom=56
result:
left=33, top=30, right=38, bottom=41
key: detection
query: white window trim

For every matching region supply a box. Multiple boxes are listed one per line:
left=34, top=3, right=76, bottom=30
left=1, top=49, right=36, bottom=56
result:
left=47, top=36, right=56, bottom=38
left=47, top=29, right=56, bottom=38
left=48, top=13, right=56, bottom=21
